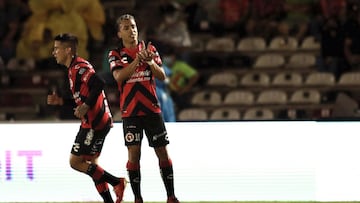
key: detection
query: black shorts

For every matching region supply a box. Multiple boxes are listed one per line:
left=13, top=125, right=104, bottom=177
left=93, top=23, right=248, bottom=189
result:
left=122, top=113, right=169, bottom=147
left=71, top=124, right=111, bottom=156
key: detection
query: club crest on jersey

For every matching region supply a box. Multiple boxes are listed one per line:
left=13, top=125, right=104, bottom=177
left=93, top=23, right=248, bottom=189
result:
left=125, top=132, right=135, bottom=142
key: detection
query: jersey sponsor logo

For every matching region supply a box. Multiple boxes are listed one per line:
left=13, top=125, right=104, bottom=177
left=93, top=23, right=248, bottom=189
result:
left=84, top=129, right=94, bottom=146
left=127, top=69, right=152, bottom=83
left=152, top=131, right=167, bottom=141
left=91, top=139, right=104, bottom=152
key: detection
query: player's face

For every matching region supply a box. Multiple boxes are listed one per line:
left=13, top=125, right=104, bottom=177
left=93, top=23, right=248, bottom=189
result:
left=118, top=19, right=138, bottom=46
left=52, top=41, right=70, bottom=66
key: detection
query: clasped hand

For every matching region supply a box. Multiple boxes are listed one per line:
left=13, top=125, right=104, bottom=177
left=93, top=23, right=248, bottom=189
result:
left=74, top=103, right=90, bottom=119
left=47, top=92, right=62, bottom=105
left=137, top=41, right=155, bottom=63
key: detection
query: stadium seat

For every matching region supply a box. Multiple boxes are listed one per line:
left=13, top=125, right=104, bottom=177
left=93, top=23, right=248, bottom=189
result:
left=206, top=72, right=238, bottom=87
left=240, top=72, right=271, bottom=87
left=272, top=72, right=303, bottom=86
left=6, top=57, right=35, bottom=71
left=253, top=53, right=285, bottom=69
left=338, top=72, right=360, bottom=86
left=209, top=108, right=241, bottom=121
left=205, top=36, right=235, bottom=52
left=190, top=34, right=211, bottom=52
left=287, top=53, right=316, bottom=68
left=268, top=36, right=298, bottom=51
left=289, top=89, right=321, bottom=104
left=242, top=108, right=275, bottom=120
left=300, top=36, right=320, bottom=50
left=191, top=90, right=222, bottom=106
left=237, top=37, right=267, bottom=52
left=223, top=90, right=255, bottom=105
left=305, top=72, right=336, bottom=86
left=256, top=89, right=288, bottom=105
left=177, top=108, right=208, bottom=121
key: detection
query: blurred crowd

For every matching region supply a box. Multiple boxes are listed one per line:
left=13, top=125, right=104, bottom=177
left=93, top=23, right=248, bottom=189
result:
left=1, top=0, right=360, bottom=72
left=1, top=0, right=360, bottom=120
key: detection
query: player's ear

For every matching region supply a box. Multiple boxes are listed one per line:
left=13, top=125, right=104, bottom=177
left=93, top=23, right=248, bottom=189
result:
left=65, top=47, right=72, bottom=55
left=117, top=31, right=122, bottom=39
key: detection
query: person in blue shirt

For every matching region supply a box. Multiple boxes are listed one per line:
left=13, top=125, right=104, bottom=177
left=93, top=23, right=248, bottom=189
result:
left=155, top=63, right=176, bottom=122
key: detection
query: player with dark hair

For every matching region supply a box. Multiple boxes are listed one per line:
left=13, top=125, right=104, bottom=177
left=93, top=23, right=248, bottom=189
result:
left=47, top=33, right=126, bottom=203
left=108, top=14, right=180, bottom=203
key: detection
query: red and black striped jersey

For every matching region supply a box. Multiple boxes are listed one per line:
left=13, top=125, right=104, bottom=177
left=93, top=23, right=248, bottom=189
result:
left=68, top=56, right=112, bottom=129
left=108, top=43, right=162, bottom=118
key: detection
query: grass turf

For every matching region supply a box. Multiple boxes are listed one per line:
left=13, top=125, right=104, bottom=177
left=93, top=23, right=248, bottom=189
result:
left=10, top=201, right=360, bottom=203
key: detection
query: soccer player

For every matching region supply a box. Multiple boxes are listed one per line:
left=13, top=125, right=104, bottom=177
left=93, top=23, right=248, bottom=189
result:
left=108, top=14, right=180, bottom=203
left=47, top=33, right=126, bottom=203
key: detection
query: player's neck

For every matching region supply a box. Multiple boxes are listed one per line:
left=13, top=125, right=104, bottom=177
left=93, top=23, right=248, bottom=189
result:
left=65, top=55, right=75, bottom=68
left=123, top=40, right=138, bottom=49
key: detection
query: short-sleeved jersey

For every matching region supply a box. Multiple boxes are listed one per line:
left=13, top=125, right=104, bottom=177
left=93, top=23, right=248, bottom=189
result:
left=108, top=43, right=162, bottom=118
left=68, top=56, right=112, bottom=130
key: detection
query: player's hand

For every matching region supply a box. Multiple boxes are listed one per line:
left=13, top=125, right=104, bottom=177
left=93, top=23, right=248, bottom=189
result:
left=74, top=103, right=90, bottom=119
left=47, top=91, right=63, bottom=105
left=137, top=41, right=154, bottom=63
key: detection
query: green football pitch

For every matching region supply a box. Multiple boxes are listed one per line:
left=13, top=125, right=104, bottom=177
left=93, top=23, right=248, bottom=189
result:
left=16, top=201, right=360, bottom=203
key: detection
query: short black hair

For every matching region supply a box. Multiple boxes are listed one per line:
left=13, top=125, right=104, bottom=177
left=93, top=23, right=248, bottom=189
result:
left=54, top=33, right=78, bottom=54
left=116, top=14, right=135, bottom=31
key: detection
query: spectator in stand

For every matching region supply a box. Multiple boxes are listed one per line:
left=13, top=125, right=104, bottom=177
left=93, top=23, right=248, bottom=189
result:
left=0, top=0, right=31, bottom=64
left=344, top=2, right=360, bottom=71
left=319, top=15, right=348, bottom=78
left=186, top=0, right=222, bottom=34
left=156, top=64, right=176, bottom=122
left=320, top=0, right=347, bottom=20
left=183, top=0, right=207, bottom=33
left=155, top=1, right=192, bottom=50
left=162, top=47, right=199, bottom=110
left=247, top=0, right=286, bottom=41
left=218, top=0, right=250, bottom=33
left=16, top=0, right=106, bottom=68
left=283, top=0, right=316, bottom=41
left=308, top=0, right=346, bottom=42
left=16, top=0, right=89, bottom=63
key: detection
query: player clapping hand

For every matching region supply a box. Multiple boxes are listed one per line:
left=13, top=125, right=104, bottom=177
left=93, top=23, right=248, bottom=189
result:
left=47, top=91, right=63, bottom=105
left=137, top=40, right=155, bottom=64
